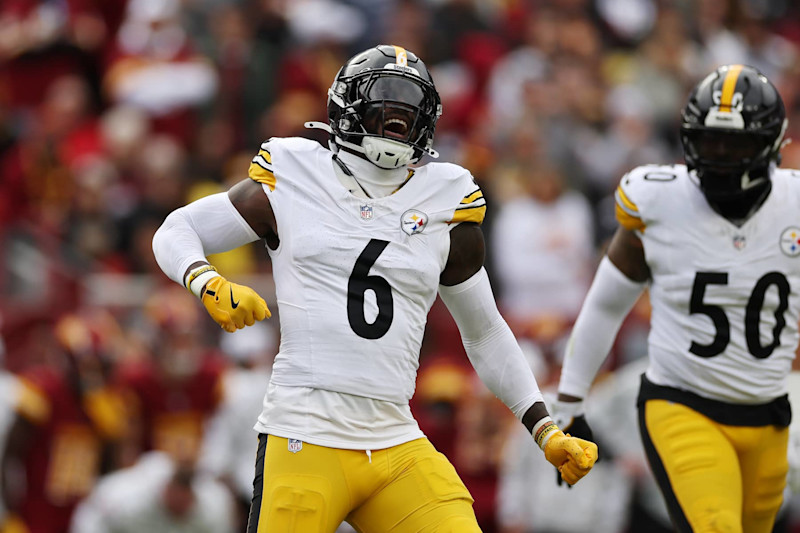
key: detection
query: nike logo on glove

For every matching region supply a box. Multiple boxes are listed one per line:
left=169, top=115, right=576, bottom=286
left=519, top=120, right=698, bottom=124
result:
left=230, top=287, right=240, bottom=309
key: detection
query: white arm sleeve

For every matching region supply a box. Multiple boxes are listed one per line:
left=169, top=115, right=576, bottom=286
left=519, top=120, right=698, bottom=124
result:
left=152, top=192, right=260, bottom=285
left=558, top=256, right=647, bottom=399
left=438, top=268, right=544, bottom=420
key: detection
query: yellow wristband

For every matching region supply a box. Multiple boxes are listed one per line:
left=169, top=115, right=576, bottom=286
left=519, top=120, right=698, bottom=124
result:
left=185, top=265, right=217, bottom=289
left=533, top=416, right=559, bottom=450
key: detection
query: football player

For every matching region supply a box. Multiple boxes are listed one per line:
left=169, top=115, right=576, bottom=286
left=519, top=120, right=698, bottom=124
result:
left=152, top=45, right=597, bottom=532
left=552, top=64, right=795, bottom=533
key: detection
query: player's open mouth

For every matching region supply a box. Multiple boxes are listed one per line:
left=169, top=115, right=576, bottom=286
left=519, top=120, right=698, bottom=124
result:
left=384, top=117, right=409, bottom=139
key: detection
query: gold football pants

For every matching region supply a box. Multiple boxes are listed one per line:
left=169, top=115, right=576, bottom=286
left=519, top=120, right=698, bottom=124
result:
left=247, top=435, right=481, bottom=533
left=639, top=399, right=788, bottom=533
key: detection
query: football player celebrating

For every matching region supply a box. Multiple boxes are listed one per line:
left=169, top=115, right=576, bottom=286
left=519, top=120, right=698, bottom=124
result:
left=552, top=64, right=795, bottom=533
left=152, top=45, right=597, bottom=532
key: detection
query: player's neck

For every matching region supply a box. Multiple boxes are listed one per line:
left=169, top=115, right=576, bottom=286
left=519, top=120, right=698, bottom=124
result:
left=336, top=149, right=408, bottom=199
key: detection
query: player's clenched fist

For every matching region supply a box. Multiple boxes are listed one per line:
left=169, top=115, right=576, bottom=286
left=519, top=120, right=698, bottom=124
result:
left=543, top=431, right=598, bottom=486
left=185, top=264, right=271, bottom=332
left=200, top=276, right=270, bottom=332
left=533, top=416, right=598, bottom=486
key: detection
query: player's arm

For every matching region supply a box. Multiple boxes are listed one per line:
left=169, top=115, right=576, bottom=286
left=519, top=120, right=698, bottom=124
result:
left=151, top=178, right=276, bottom=332
left=438, top=223, right=597, bottom=486
left=552, top=226, right=649, bottom=444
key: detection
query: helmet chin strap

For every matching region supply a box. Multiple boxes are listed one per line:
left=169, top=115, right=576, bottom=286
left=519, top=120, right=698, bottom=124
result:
left=304, top=121, right=440, bottom=169
left=361, top=137, right=414, bottom=169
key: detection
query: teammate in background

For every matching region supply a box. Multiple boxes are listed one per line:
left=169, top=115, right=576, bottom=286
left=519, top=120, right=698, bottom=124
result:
left=551, top=64, right=796, bottom=533
left=152, top=44, right=597, bottom=532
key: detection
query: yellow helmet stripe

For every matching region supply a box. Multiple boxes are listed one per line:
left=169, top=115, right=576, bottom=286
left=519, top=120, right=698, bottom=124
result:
left=719, top=64, right=743, bottom=112
left=392, top=45, right=408, bottom=67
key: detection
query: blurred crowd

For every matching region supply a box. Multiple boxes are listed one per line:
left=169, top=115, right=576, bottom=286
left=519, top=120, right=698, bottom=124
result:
left=1, top=0, right=800, bottom=532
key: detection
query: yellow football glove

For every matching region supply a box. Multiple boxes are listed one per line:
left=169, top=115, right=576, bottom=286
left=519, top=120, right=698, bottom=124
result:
left=200, top=276, right=270, bottom=333
left=543, top=430, right=598, bottom=486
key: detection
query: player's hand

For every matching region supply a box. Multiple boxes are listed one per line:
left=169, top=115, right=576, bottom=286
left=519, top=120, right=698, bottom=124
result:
left=544, top=430, right=598, bottom=486
left=200, top=276, right=270, bottom=332
left=550, top=398, right=598, bottom=486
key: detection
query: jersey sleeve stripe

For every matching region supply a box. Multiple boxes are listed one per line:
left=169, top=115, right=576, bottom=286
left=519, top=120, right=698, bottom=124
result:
left=252, top=153, right=273, bottom=171
left=615, top=186, right=639, bottom=215
left=462, top=189, right=483, bottom=204
left=457, top=198, right=486, bottom=209
left=448, top=205, right=486, bottom=224
left=249, top=161, right=276, bottom=190
left=615, top=203, right=646, bottom=231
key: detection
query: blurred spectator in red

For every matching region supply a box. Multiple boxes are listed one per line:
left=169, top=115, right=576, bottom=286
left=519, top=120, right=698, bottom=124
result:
left=103, top=0, right=217, bottom=144
left=114, top=286, right=226, bottom=465
left=0, top=0, right=108, bottom=111
left=0, top=74, right=101, bottom=229
left=116, top=134, right=190, bottom=274
left=1, top=310, right=127, bottom=533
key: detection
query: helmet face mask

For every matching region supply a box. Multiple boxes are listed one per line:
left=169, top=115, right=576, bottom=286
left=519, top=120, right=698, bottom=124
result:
left=680, top=64, right=788, bottom=220
left=327, top=45, right=442, bottom=168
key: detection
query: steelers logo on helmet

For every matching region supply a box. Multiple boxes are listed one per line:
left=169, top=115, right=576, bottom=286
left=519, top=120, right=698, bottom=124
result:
left=324, top=45, right=442, bottom=169
left=680, top=64, right=788, bottom=221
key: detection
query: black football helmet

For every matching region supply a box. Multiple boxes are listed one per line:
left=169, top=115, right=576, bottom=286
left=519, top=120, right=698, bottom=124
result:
left=320, top=45, right=442, bottom=169
left=680, top=64, right=788, bottom=220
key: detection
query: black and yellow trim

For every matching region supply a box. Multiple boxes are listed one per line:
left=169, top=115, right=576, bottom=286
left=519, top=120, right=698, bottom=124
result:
left=614, top=185, right=645, bottom=232
left=638, top=400, right=693, bottom=533
left=448, top=187, right=486, bottom=224
left=637, top=374, right=791, bottom=428
left=249, top=144, right=276, bottom=191
left=246, top=433, right=268, bottom=532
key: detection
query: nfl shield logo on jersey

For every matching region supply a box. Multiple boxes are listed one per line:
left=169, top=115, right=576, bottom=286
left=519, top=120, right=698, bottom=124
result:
left=288, top=439, right=303, bottom=453
left=780, top=227, right=800, bottom=257
left=732, top=235, right=746, bottom=250
left=360, top=205, right=374, bottom=220
left=401, top=209, right=428, bottom=235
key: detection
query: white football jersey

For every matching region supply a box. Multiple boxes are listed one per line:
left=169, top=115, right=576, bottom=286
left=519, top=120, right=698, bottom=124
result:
left=615, top=164, right=800, bottom=404
left=247, top=137, right=485, bottom=405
